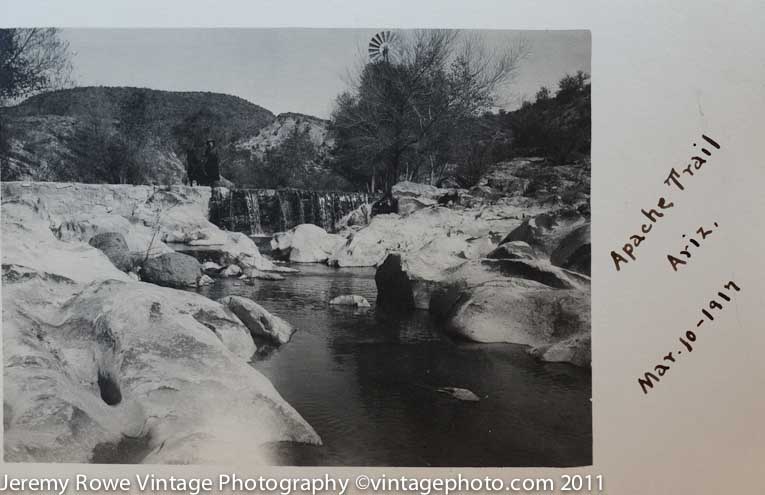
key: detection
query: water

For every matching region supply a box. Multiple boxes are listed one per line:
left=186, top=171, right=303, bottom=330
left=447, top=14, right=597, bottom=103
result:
left=194, top=264, right=591, bottom=467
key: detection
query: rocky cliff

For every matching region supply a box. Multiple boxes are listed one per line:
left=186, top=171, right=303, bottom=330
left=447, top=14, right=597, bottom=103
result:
left=235, top=112, right=333, bottom=163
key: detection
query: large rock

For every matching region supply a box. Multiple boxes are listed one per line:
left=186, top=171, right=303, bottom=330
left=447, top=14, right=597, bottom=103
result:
left=141, top=252, right=202, bottom=288
left=419, top=253, right=591, bottom=368
left=375, top=254, right=418, bottom=310
left=335, top=203, right=371, bottom=231
left=271, top=224, right=345, bottom=263
left=397, top=196, right=437, bottom=216
left=2, top=196, right=320, bottom=463
left=329, top=205, right=524, bottom=268
left=479, top=258, right=589, bottom=290
left=373, top=237, right=591, bottom=367
left=1, top=199, right=132, bottom=284
left=436, top=278, right=590, bottom=350
left=2, top=272, right=319, bottom=464
left=217, top=232, right=287, bottom=273
left=0, top=181, right=281, bottom=273
left=375, top=244, right=588, bottom=313
left=392, top=181, right=448, bottom=200
left=486, top=240, right=537, bottom=260
left=391, top=181, right=477, bottom=214
left=375, top=247, right=468, bottom=311
left=58, top=213, right=173, bottom=259
left=550, top=223, right=591, bottom=275
left=219, top=296, right=296, bottom=345
left=88, top=232, right=134, bottom=272
left=500, top=210, right=587, bottom=255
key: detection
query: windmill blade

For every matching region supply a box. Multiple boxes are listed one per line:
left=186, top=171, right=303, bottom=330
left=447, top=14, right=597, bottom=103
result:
left=368, top=30, right=399, bottom=63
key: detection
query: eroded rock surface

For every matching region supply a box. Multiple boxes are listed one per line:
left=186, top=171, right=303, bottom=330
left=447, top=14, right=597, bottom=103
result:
left=1, top=182, right=282, bottom=277
left=2, top=190, right=320, bottom=463
left=369, top=169, right=591, bottom=367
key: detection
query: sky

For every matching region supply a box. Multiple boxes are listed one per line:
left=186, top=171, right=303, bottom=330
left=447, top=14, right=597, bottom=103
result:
left=61, top=28, right=590, bottom=118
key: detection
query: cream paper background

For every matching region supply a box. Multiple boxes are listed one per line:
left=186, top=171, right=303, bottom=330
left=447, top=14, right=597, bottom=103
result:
left=1, top=1, right=763, bottom=494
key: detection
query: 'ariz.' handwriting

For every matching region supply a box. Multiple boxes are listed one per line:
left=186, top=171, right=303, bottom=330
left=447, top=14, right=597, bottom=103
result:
left=610, top=135, right=721, bottom=272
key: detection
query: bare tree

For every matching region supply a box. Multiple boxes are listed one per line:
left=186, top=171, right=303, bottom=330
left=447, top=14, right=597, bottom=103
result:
left=0, top=28, right=73, bottom=105
left=0, top=28, right=73, bottom=174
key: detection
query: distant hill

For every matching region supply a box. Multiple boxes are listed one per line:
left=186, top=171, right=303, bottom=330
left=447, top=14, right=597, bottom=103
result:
left=4, top=86, right=275, bottom=139
left=0, top=86, right=331, bottom=185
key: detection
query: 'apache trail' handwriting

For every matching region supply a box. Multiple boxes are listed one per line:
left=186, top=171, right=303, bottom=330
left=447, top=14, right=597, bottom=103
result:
left=610, top=134, right=721, bottom=272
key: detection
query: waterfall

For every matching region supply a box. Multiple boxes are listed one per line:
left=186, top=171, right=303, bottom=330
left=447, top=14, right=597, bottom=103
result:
left=244, top=191, right=263, bottom=235
left=209, top=187, right=370, bottom=235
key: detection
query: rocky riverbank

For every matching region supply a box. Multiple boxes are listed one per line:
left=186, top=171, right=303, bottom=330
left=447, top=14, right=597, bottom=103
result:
left=1, top=182, right=320, bottom=463
left=271, top=158, right=592, bottom=367
left=1, top=157, right=590, bottom=463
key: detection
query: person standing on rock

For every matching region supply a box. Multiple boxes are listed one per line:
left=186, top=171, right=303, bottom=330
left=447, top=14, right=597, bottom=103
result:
left=185, top=146, right=204, bottom=186
left=202, top=139, right=220, bottom=186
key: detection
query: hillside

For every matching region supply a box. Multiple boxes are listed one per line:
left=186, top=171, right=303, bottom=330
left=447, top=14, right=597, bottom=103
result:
left=236, top=112, right=334, bottom=161
left=0, top=86, right=279, bottom=184
left=4, top=86, right=275, bottom=138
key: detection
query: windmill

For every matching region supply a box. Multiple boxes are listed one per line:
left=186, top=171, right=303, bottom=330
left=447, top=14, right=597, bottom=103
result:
left=368, top=30, right=399, bottom=63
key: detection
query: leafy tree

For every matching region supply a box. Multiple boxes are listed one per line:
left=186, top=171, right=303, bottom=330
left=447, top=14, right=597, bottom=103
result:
left=509, top=71, right=591, bottom=164
left=330, top=30, right=527, bottom=193
left=261, top=126, right=319, bottom=188
left=535, top=86, right=551, bottom=102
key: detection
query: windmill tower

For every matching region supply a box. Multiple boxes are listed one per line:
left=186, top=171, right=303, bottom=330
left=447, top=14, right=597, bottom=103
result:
left=368, top=31, right=399, bottom=63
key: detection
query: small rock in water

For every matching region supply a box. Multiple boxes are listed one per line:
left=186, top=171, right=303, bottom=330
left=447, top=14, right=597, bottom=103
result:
left=245, top=269, right=286, bottom=281
left=197, top=274, right=214, bottom=286
left=221, top=264, right=242, bottom=277
left=436, top=387, right=481, bottom=402
left=329, top=295, right=371, bottom=308
left=202, top=261, right=222, bottom=275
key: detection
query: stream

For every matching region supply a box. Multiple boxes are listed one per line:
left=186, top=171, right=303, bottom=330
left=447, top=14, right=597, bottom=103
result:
left=193, top=263, right=591, bottom=467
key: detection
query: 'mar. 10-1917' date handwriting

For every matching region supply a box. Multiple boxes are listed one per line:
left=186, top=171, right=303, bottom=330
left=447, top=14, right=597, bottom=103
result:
left=610, top=134, right=721, bottom=273
left=638, top=280, right=741, bottom=394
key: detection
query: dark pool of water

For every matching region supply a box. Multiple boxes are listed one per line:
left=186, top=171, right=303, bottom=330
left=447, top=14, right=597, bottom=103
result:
left=194, top=264, right=591, bottom=467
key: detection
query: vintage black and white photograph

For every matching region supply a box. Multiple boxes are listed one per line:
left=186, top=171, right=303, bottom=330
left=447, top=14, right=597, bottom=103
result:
left=0, top=28, right=591, bottom=466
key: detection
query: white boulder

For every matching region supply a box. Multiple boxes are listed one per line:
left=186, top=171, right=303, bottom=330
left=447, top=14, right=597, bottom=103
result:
left=329, top=295, right=371, bottom=308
